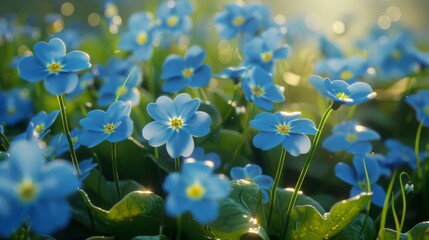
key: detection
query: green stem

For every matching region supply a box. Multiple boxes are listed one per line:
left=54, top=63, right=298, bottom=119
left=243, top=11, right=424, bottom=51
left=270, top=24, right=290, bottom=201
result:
left=0, top=132, right=10, bottom=149
left=361, top=158, right=372, bottom=235
left=280, top=105, right=333, bottom=240
left=267, top=148, right=287, bottom=227
left=414, top=120, right=424, bottom=179
left=175, top=157, right=181, bottom=172
left=391, top=192, right=401, bottom=240
left=398, top=172, right=411, bottom=234
left=57, top=95, right=80, bottom=176
left=176, top=215, right=182, bottom=240
left=154, top=147, right=159, bottom=160
left=115, top=65, right=136, bottom=102
left=376, top=170, right=398, bottom=238
left=347, top=105, right=357, bottom=119
left=111, top=143, right=122, bottom=199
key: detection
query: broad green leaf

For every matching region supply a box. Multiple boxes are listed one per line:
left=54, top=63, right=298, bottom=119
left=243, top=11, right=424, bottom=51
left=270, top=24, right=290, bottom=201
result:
left=284, top=192, right=372, bottom=240
left=182, top=180, right=269, bottom=240
left=332, top=214, right=376, bottom=240
left=266, top=188, right=325, bottom=236
left=79, top=189, right=164, bottom=239
left=379, top=221, right=429, bottom=240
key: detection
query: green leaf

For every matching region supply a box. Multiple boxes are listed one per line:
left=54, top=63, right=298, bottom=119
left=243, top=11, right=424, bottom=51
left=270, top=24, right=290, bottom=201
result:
left=284, top=192, right=372, bottom=240
left=332, top=214, right=376, bottom=240
left=79, top=189, right=164, bottom=239
left=379, top=221, right=429, bottom=240
left=182, top=180, right=269, bottom=240
left=266, top=188, right=325, bottom=236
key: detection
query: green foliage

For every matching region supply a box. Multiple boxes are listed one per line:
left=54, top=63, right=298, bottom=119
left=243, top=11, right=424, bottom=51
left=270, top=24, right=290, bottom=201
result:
left=332, top=214, right=376, bottom=240
left=379, top=221, right=429, bottom=240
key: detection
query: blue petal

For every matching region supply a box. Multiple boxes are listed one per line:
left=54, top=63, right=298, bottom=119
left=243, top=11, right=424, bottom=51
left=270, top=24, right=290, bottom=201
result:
left=62, top=51, right=91, bottom=72
left=9, top=140, right=44, bottom=180
left=261, top=189, right=269, bottom=204
left=263, top=85, right=284, bottom=102
left=165, top=195, right=191, bottom=217
left=28, top=199, right=71, bottom=234
left=254, top=175, right=274, bottom=189
left=230, top=167, right=246, bottom=179
left=184, top=112, right=211, bottom=137
left=322, top=135, right=350, bottom=152
left=371, top=184, right=386, bottom=207
left=334, top=162, right=357, bottom=185
left=107, top=117, right=133, bottom=142
left=190, top=200, right=219, bottom=224
left=348, top=82, right=376, bottom=104
left=281, top=134, right=311, bottom=156
left=163, top=173, right=182, bottom=194
left=182, top=162, right=213, bottom=180
left=44, top=110, right=60, bottom=129
left=128, top=12, right=152, bottom=31
left=350, top=186, right=362, bottom=198
left=185, top=46, right=206, bottom=67
left=250, top=112, right=277, bottom=132
left=245, top=164, right=262, bottom=178
left=273, top=45, right=290, bottom=60
left=274, top=111, right=301, bottom=124
left=253, top=132, right=283, bottom=150
left=204, top=175, right=230, bottom=199
left=173, top=93, right=199, bottom=120
left=17, top=56, right=47, bottom=82
left=118, top=32, right=137, bottom=50
left=352, top=156, right=380, bottom=184
left=142, top=121, right=174, bottom=147
left=162, top=76, right=188, bottom=93
left=40, top=160, right=81, bottom=198
left=348, top=142, right=372, bottom=154
left=147, top=96, right=174, bottom=121
left=166, top=130, right=194, bottom=158
left=44, top=72, right=79, bottom=95
left=252, top=66, right=272, bottom=86
left=0, top=195, right=26, bottom=237
left=161, top=55, right=186, bottom=79
left=262, top=28, right=282, bottom=50
left=290, top=119, right=317, bottom=135
left=34, top=38, right=66, bottom=64
left=355, top=127, right=380, bottom=141
left=309, top=75, right=327, bottom=96
left=254, top=96, right=274, bottom=111
left=188, top=65, right=211, bottom=88
left=79, top=110, right=105, bottom=131
left=188, top=147, right=205, bottom=161
left=132, top=45, right=153, bottom=62
left=106, top=101, right=131, bottom=122
left=79, top=130, right=109, bottom=148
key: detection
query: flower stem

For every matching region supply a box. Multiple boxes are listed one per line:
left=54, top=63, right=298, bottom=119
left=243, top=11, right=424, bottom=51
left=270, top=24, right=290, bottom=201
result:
left=398, top=172, right=411, bottom=234
left=376, top=170, right=397, bottom=238
left=414, top=120, right=423, bottom=179
left=267, top=148, right=287, bottom=227
left=111, top=143, right=122, bottom=200
left=57, top=95, right=80, bottom=176
left=0, top=132, right=10, bottom=149
left=175, top=157, right=181, bottom=172
left=176, top=215, right=182, bottom=240
left=115, top=65, right=136, bottom=102
left=280, top=105, right=333, bottom=240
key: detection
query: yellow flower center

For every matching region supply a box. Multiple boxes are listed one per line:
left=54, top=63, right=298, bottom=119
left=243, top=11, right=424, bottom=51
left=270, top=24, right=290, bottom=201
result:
left=116, top=87, right=127, bottom=97
left=47, top=62, right=62, bottom=73
left=167, top=15, right=179, bottom=27
left=71, top=136, right=78, bottom=144
left=261, top=52, right=273, bottom=62
left=186, top=182, right=205, bottom=200
left=245, top=178, right=254, bottom=183
left=340, top=70, right=354, bottom=80
left=346, top=134, right=357, bottom=142
left=35, top=124, right=45, bottom=134
left=252, top=86, right=264, bottom=97
left=358, top=180, right=368, bottom=191
left=391, top=49, right=402, bottom=60
left=336, top=92, right=349, bottom=99
left=136, top=31, right=148, bottom=45
left=232, top=16, right=245, bottom=26
left=277, top=124, right=291, bottom=135
left=104, top=123, right=116, bottom=133
left=19, top=179, right=38, bottom=203
left=182, top=68, right=194, bottom=78
left=170, top=118, right=183, bottom=130
left=7, top=105, right=16, bottom=115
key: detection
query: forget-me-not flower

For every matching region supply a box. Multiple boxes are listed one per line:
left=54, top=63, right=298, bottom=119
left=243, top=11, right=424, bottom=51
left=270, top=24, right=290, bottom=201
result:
left=77, top=158, right=97, bottom=181
left=79, top=101, right=133, bottom=148
left=383, top=139, right=425, bottom=170
left=243, top=28, right=290, bottom=72
left=25, top=110, right=60, bottom=140
left=163, top=160, right=230, bottom=224
left=214, top=66, right=247, bottom=84
left=0, top=89, right=33, bottom=126
left=315, top=57, right=368, bottom=84
left=45, top=128, right=81, bottom=158
left=142, top=93, right=211, bottom=158
left=160, top=46, right=212, bottom=93
left=323, top=120, right=380, bottom=154
left=0, top=140, right=80, bottom=237
left=406, top=90, right=429, bottom=127
left=309, top=75, right=376, bottom=109
left=250, top=111, right=317, bottom=156
left=119, top=12, right=155, bottom=62
left=156, top=0, right=193, bottom=34
left=242, top=66, right=285, bottom=111
left=184, top=147, right=221, bottom=170
left=214, top=3, right=258, bottom=40
left=335, top=155, right=386, bottom=207
left=230, top=164, right=273, bottom=204
left=18, top=38, right=91, bottom=95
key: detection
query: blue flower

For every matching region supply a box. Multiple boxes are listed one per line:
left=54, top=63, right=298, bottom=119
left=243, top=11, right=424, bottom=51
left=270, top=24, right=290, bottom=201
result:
left=142, top=93, right=211, bottom=158
left=383, top=139, right=425, bottom=170
left=18, top=38, right=91, bottom=95
left=160, top=46, right=212, bottom=93
left=50, top=28, right=81, bottom=50
left=322, top=120, right=380, bottom=154
left=163, top=160, right=230, bottom=224
left=315, top=57, right=368, bottom=84
left=309, top=75, right=377, bottom=108
left=0, top=89, right=33, bottom=126
left=335, top=155, right=386, bottom=207
left=319, top=35, right=344, bottom=58
left=25, top=110, right=60, bottom=140
left=243, top=28, right=290, bottom=72
left=406, top=90, right=429, bottom=127
left=155, top=0, right=193, bottom=40
left=184, top=147, right=221, bottom=170
left=79, top=101, right=133, bottom=148
left=230, top=164, right=273, bottom=204
left=214, top=3, right=258, bottom=39
left=250, top=111, right=317, bottom=156
left=77, top=158, right=97, bottom=181
left=214, top=66, right=247, bottom=84
left=118, top=12, right=155, bottom=62
left=46, top=128, right=81, bottom=158
left=242, top=66, right=285, bottom=111
left=0, top=140, right=80, bottom=237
